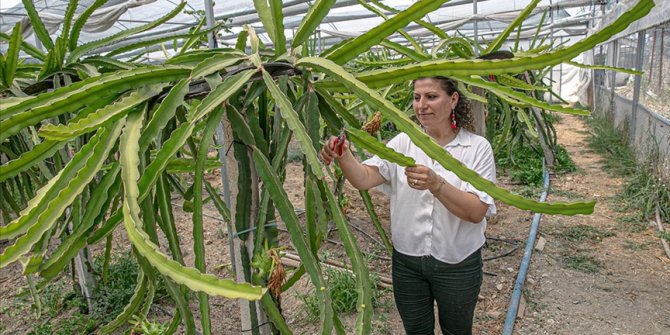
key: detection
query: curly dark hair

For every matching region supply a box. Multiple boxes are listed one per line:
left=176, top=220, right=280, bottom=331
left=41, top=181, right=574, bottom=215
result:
left=414, top=77, right=474, bottom=132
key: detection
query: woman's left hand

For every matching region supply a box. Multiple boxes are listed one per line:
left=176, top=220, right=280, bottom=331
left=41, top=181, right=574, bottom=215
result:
left=405, top=165, right=443, bottom=192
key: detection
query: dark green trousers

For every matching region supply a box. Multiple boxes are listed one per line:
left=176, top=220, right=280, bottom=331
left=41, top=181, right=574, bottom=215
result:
left=392, top=248, right=483, bottom=335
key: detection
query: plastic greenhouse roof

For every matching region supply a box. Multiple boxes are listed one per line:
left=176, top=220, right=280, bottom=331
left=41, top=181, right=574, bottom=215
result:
left=0, top=0, right=666, bottom=60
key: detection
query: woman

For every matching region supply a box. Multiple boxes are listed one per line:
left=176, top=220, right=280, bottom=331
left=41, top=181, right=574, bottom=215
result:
left=320, top=77, right=496, bottom=335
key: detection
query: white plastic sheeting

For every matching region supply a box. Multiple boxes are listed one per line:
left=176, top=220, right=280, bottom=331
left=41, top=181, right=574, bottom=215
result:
left=591, top=0, right=670, bottom=42
left=2, top=0, right=598, bottom=51
left=13, top=0, right=156, bottom=38
left=0, top=0, right=660, bottom=107
left=546, top=59, right=591, bottom=107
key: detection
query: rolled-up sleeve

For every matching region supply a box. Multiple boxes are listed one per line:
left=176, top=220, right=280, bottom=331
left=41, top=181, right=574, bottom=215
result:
left=361, top=136, right=403, bottom=195
left=460, top=141, right=497, bottom=217
left=362, top=155, right=390, bottom=181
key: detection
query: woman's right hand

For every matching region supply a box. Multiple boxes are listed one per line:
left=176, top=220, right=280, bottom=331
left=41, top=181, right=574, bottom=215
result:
left=320, top=135, right=349, bottom=165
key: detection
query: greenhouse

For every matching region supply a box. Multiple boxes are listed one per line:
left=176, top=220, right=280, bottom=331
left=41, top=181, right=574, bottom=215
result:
left=0, top=0, right=668, bottom=334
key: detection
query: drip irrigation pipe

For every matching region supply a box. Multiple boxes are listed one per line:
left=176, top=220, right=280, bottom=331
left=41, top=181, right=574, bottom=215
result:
left=502, top=163, right=550, bottom=335
left=483, top=236, right=521, bottom=262
left=178, top=201, right=521, bottom=263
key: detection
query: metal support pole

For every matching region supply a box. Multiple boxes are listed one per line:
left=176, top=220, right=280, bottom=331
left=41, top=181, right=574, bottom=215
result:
left=204, top=0, right=236, bottom=295
left=559, top=36, right=563, bottom=98
left=589, top=0, right=596, bottom=106
left=658, top=28, right=664, bottom=92
left=318, top=29, right=323, bottom=54
left=473, top=0, right=479, bottom=56
left=203, top=0, right=218, bottom=48
left=630, top=30, right=645, bottom=145
left=203, top=0, right=252, bottom=331
left=608, top=39, right=618, bottom=118
left=610, top=39, right=618, bottom=88
left=549, top=0, right=554, bottom=103
left=215, top=127, right=237, bottom=277
left=69, top=218, right=96, bottom=311
left=590, top=48, right=595, bottom=107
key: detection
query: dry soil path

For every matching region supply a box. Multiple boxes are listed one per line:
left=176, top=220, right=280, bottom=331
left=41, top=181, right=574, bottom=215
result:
left=515, top=115, right=670, bottom=334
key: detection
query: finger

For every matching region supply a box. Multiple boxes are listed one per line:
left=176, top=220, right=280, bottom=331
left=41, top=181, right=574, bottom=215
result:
left=405, top=173, right=418, bottom=184
left=405, top=166, right=425, bottom=174
left=323, top=138, right=336, bottom=155
left=405, top=170, right=423, bottom=180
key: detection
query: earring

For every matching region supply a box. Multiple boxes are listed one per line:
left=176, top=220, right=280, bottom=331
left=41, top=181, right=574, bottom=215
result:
left=451, top=110, right=457, bottom=129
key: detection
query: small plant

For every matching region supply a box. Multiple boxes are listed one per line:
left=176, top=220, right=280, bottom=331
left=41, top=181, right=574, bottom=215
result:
left=38, top=279, right=76, bottom=317
left=562, top=254, right=604, bottom=273
left=91, top=254, right=140, bottom=324
left=286, top=142, right=305, bottom=163
left=550, top=188, right=583, bottom=200
left=127, top=315, right=169, bottom=335
left=300, top=268, right=383, bottom=322
left=21, top=254, right=147, bottom=334
left=557, top=225, right=615, bottom=242
left=497, top=144, right=576, bottom=187
left=372, top=312, right=392, bottom=334
left=657, top=231, right=670, bottom=243
left=623, top=239, right=649, bottom=251
left=522, top=288, right=547, bottom=312
left=616, top=214, right=649, bottom=233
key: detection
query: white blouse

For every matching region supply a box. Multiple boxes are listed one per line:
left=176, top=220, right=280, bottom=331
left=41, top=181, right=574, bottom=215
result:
left=362, top=129, right=497, bottom=264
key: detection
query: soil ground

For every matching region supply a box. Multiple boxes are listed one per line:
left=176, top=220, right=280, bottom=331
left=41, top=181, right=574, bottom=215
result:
left=1, top=115, right=668, bottom=334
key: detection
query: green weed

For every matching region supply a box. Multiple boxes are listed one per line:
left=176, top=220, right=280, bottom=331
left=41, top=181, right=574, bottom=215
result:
left=372, top=312, right=392, bottom=334
left=299, top=267, right=384, bottom=322
left=557, top=225, right=615, bottom=242
left=585, top=117, right=636, bottom=174
left=497, top=144, right=576, bottom=187
left=657, top=231, right=670, bottom=242
left=513, top=185, right=541, bottom=199
left=623, top=240, right=649, bottom=251
left=550, top=188, right=582, bottom=199
left=286, top=143, right=304, bottom=163
left=27, top=324, right=52, bottom=335
left=522, top=288, right=547, bottom=312
left=91, top=254, right=140, bottom=324
left=562, top=254, right=603, bottom=273
left=20, top=254, right=151, bottom=334
left=616, top=215, right=648, bottom=233
left=586, top=116, right=669, bottom=223
left=38, top=279, right=84, bottom=317
left=619, top=168, right=670, bottom=223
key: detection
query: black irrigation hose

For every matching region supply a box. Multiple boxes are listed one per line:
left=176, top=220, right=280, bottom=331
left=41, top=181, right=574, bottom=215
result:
left=184, top=201, right=522, bottom=263
left=483, top=236, right=521, bottom=262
